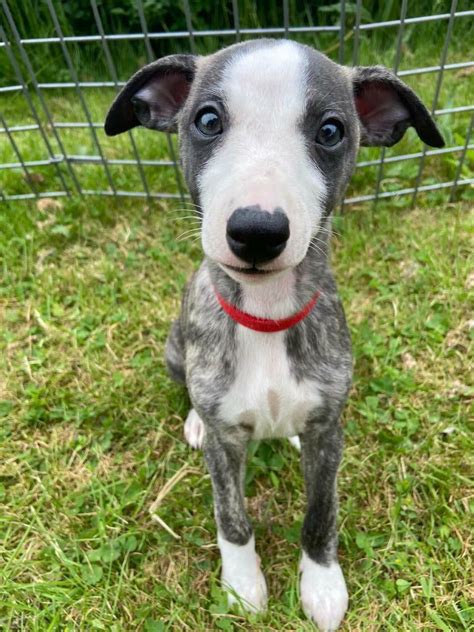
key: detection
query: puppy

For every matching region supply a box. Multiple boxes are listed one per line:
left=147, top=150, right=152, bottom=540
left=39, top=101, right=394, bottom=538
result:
left=105, top=39, right=443, bottom=630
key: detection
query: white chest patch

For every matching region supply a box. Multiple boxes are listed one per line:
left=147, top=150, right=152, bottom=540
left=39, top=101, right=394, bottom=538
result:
left=219, top=326, right=321, bottom=440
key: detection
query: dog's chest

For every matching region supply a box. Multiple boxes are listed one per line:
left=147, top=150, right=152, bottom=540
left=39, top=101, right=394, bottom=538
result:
left=219, top=328, right=321, bottom=439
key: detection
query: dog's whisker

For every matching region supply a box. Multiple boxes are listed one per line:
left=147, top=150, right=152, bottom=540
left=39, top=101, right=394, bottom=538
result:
left=171, top=201, right=203, bottom=209
left=177, top=227, right=202, bottom=236
left=311, top=239, right=327, bottom=254
left=312, top=231, right=332, bottom=242
left=316, top=225, right=342, bottom=239
left=177, top=229, right=201, bottom=237
left=308, top=240, right=326, bottom=257
left=317, top=230, right=342, bottom=237
left=173, top=202, right=204, bottom=212
left=170, top=208, right=204, bottom=217
left=308, top=243, right=324, bottom=255
left=309, top=239, right=325, bottom=250
left=177, top=235, right=201, bottom=243
left=176, top=228, right=201, bottom=241
left=175, top=213, right=203, bottom=220
left=172, top=216, right=202, bottom=223
left=176, top=229, right=202, bottom=241
left=170, top=209, right=202, bottom=215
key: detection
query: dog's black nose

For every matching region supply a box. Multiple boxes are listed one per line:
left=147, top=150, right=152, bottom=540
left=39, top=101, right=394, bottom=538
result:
left=226, top=206, right=290, bottom=265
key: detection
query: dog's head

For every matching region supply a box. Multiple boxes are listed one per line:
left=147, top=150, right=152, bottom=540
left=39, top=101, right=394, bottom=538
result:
left=105, top=39, right=443, bottom=283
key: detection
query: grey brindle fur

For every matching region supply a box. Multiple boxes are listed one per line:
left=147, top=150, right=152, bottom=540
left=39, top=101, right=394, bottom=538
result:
left=105, top=39, right=443, bottom=629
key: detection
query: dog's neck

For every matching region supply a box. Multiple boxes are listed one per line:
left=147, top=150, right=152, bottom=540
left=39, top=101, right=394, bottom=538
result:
left=208, top=224, right=331, bottom=321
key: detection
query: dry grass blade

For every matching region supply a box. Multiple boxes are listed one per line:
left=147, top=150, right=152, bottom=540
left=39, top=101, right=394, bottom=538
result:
left=149, top=465, right=202, bottom=540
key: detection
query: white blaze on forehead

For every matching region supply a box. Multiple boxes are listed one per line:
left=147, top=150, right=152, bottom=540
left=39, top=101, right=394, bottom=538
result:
left=223, top=40, right=307, bottom=131
left=199, top=40, right=326, bottom=271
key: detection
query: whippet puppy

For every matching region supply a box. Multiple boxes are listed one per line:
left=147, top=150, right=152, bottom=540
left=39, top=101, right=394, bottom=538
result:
left=105, top=39, right=443, bottom=630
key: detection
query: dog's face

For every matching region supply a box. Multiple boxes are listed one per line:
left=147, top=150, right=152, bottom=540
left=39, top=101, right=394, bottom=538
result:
left=182, top=41, right=357, bottom=279
left=105, top=39, right=443, bottom=282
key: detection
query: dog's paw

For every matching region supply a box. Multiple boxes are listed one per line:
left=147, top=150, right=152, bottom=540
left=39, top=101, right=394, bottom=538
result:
left=184, top=408, right=205, bottom=449
left=218, top=534, right=268, bottom=613
left=288, top=435, right=301, bottom=451
left=299, top=552, right=348, bottom=631
left=223, top=566, right=268, bottom=614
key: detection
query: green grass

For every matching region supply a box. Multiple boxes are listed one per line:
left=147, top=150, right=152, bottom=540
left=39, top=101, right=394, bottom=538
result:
left=0, top=183, right=472, bottom=630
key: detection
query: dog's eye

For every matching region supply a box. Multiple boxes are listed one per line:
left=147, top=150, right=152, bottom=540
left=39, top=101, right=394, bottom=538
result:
left=195, top=108, right=223, bottom=137
left=316, top=120, right=344, bottom=147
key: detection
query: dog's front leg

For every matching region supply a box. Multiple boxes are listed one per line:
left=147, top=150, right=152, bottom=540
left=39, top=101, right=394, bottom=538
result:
left=203, top=427, right=267, bottom=613
left=299, top=417, right=348, bottom=631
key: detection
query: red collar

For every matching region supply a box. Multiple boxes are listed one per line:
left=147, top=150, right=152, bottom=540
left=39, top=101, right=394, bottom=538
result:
left=214, top=287, right=321, bottom=333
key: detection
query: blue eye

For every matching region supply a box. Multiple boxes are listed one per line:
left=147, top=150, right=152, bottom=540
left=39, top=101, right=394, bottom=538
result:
left=316, top=120, right=344, bottom=147
left=195, top=108, right=223, bottom=136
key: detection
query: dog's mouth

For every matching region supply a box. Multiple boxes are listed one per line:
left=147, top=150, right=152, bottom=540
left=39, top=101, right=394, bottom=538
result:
left=222, top=263, right=276, bottom=276
left=218, top=261, right=292, bottom=284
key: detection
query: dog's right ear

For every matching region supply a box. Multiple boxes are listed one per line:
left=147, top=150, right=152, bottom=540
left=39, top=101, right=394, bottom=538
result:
left=352, top=66, right=444, bottom=148
left=104, top=54, right=197, bottom=136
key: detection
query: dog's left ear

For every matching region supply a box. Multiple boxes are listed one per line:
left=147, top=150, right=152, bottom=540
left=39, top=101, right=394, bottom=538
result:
left=352, top=66, right=444, bottom=148
left=105, top=54, right=197, bottom=136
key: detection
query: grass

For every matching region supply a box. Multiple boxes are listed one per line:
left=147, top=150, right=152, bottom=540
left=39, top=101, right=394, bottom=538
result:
left=0, top=182, right=472, bottom=630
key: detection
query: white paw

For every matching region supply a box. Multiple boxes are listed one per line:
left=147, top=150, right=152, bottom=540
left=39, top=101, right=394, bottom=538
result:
left=300, top=552, right=348, bottom=631
left=184, top=408, right=205, bottom=449
left=288, top=435, right=301, bottom=451
left=218, top=533, right=268, bottom=613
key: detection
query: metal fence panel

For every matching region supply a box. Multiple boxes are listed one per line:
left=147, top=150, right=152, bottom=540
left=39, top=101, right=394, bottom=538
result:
left=0, top=1, right=472, bottom=205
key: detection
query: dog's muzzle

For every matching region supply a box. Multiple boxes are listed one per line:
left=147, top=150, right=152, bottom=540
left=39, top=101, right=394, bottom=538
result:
left=226, top=206, right=290, bottom=265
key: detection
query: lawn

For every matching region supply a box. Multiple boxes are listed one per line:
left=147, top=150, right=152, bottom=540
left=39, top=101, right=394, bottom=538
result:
left=0, top=184, right=472, bottom=630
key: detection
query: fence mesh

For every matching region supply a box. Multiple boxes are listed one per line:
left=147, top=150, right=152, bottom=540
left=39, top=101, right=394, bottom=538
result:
left=0, top=0, right=473, bottom=207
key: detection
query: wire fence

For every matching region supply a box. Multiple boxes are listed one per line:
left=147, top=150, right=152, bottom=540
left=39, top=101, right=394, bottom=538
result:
left=0, top=0, right=473, bottom=207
